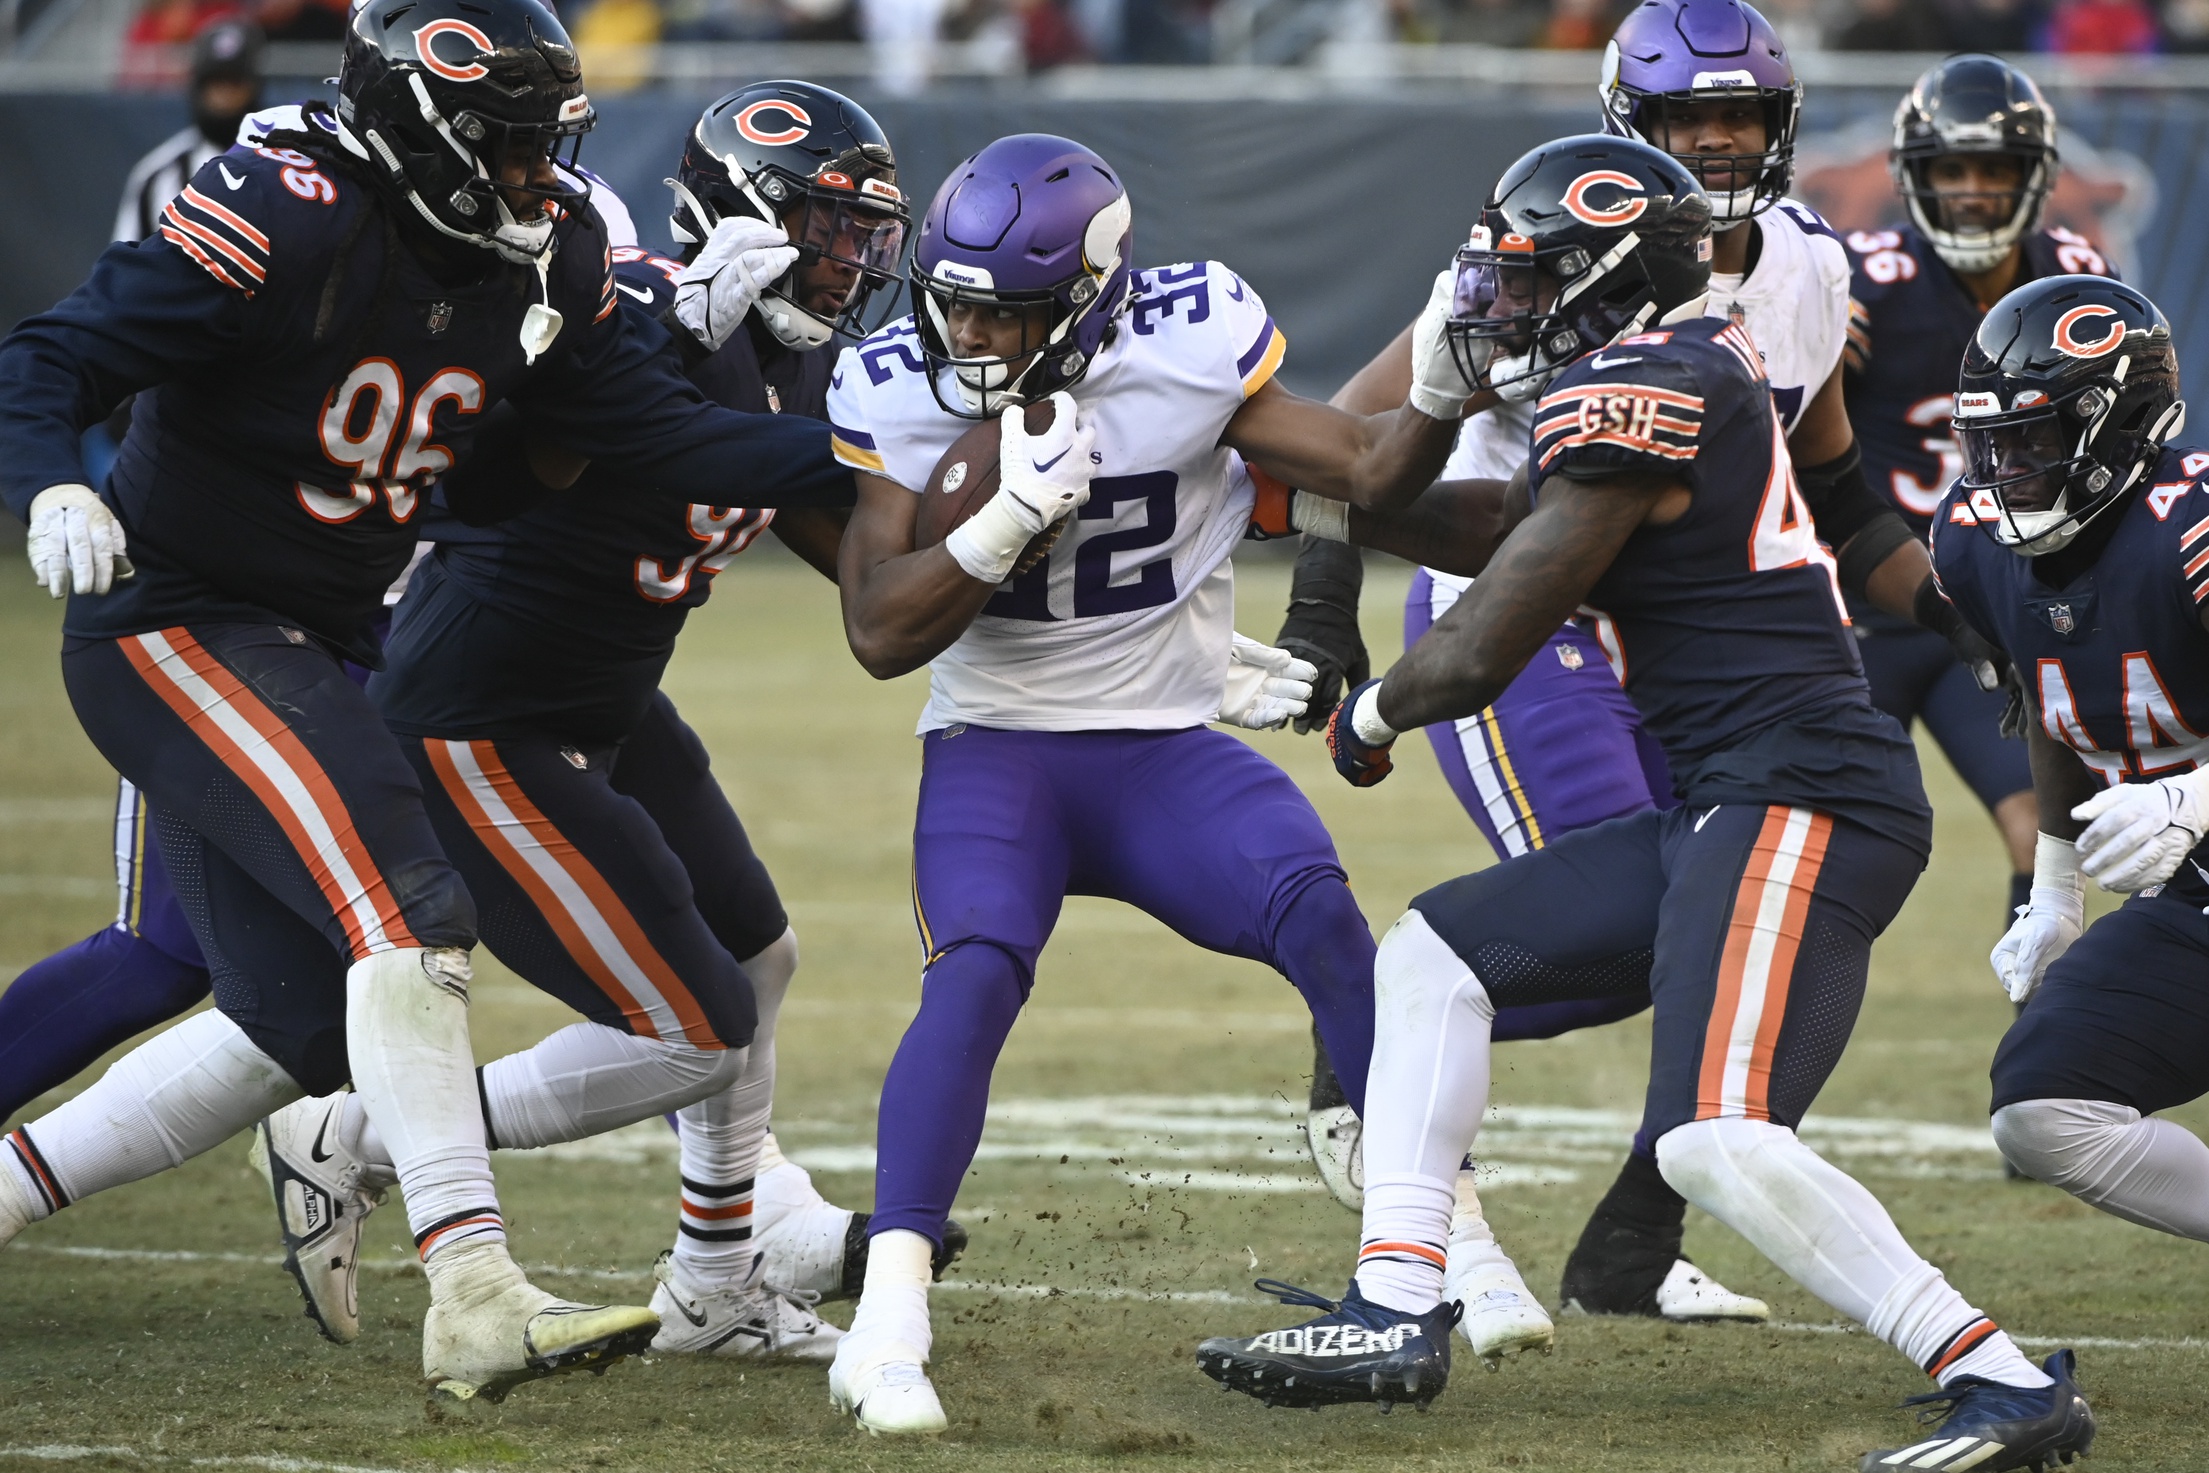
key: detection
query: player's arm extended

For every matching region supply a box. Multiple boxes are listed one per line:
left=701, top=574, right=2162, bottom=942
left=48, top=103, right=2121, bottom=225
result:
left=1372, top=470, right=1675, bottom=731
left=1222, top=379, right=1461, bottom=514
left=1328, top=313, right=1503, bottom=420
left=2026, top=723, right=2102, bottom=842
left=838, top=472, right=1003, bottom=678
left=772, top=508, right=848, bottom=582
left=1276, top=463, right=1531, bottom=576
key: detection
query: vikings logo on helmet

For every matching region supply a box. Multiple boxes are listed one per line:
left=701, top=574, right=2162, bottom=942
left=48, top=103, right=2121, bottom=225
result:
left=735, top=100, right=810, bottom=147
left=2052, top=304, right=2125, bottom=359
left=413, top=19, right=494, bottom=82
left=1561, top=170, right=1650, bottom=228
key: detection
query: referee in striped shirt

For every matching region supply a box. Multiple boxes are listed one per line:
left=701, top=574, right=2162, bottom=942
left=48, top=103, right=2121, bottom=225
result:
left=112, top=18, right=264, bottom=243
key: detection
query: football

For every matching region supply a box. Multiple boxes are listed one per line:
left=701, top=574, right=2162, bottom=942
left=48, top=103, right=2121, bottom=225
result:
left=914, top=397, right=1065, bottom=575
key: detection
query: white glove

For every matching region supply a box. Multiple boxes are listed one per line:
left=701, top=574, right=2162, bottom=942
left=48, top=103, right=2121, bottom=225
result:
left=672, top=216, right=800, bottom=352
left=944, top=393, right=1095, bottom=584
left=2073, top=767, right=2209, bottom=892
left=1220, top=634, right=1317, bottom=730
left=27, top=483, right=131, bottom=597
left=1990, top=832, right=2085, bottom=1004
left=1409, top=266, right=1481, bottom=421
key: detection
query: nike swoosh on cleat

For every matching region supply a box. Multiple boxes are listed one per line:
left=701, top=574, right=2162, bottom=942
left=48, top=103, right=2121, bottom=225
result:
left=675, top=1297, right=709, bottom=1328
left=218, top=163, right=246, bottom=191
left=615, top=281, right=654, bottom=303
left=1033, top=447, right=1071, bottom=473
left=309, top=1111, right=336, bottom=1163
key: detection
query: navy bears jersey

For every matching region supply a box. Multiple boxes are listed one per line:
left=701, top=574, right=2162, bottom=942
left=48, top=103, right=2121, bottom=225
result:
left=1933, top=445, right=2209, bottom=881
left=1844, top=224, right=2112, bottom=537
left=374, top=247, right=838, bottom=744
left=1530, top=319, right=1931, bottom=849
left=0, top=111, right=847, bottom=662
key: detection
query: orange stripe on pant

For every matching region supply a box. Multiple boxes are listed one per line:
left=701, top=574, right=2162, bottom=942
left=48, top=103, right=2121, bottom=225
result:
left=425, top=739, right=722, bottom=1048
left=1697, top=807, right=1833, bottom=1123
left=120, top=628, right=416, bottom=958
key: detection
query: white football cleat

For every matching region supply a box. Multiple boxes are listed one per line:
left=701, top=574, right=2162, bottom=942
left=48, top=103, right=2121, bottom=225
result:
left=251, top=1091, right=385, bottom=1345
left=1443, top=1168, right=1554, bottom=1368
left=829, top=1329, right=947, bottom=1436
left=754, top=1141, right=968, bottom=1301
left=422, top=1247, right=660, bottom=1405
left=1652, top=1258, right=1769, bottom=1323
left=649, top=1251, right=843, bottom=1361
left=1305, top=1103, right=1363, bottom=1212
left=0, top=1155, right=35, bottom=1250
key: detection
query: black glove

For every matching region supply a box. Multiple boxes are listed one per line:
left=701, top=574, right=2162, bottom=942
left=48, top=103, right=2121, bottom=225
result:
left=1912, top=573, right=2012, bottom=695
left=1276, top=536, right=1368, bottom=735
left=1999, top=670, right=2030, bottom=741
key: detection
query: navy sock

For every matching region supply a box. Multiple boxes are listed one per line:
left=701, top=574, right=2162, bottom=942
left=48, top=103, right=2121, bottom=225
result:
left=1271, top=876, right=1376, bottom=1117
left=0, top=927, right=211, bottom=1121
left=867, top=941, right=1027, bottom=1245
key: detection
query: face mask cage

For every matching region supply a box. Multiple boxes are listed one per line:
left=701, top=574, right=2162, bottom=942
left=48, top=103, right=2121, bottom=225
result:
left=1627, top=87, right=1796, bottom=226
left=1896, top=147, right=2050, bottom=273
left=780, top=189, right=909, bottom=340
left=1445, top=229, right=1655, bottom=395
left=910, top=268, right=1092, bottom=419
left=431, top=100, right=594, bottom=245
left=1954, top=402, right=2092, bottom=548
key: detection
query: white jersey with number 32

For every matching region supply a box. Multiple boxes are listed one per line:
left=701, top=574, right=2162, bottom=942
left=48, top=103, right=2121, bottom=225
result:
left=829, top=259, right=1287, bottom=733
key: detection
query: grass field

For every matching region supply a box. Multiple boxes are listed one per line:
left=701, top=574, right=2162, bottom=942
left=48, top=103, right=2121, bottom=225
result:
left=1, top=550, right=2204, bottom=1473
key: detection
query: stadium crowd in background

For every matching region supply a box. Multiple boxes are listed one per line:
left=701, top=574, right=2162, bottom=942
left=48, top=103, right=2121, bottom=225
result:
left=108, top=0, right=2208, bottom=84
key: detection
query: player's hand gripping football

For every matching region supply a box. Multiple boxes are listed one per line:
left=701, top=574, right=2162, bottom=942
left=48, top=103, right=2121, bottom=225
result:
left=672, top=216, right=801, bottom=352
left=27, top=482, right=132, bottom=597
left=1990, top=833, right=2084, bottom=1003
left=1325, top=677, right=1397, bottom=787
left=1220, top=634, right=1317, bottom=731
left=941, top=393, right=1095, bottom=586
left=2072, top=767, right=2209, bottom=892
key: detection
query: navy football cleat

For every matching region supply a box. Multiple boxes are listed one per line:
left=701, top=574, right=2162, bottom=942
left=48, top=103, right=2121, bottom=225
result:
left=1860, top=1350, right=2096, bottom=1472
left=1195, top=1279, right=1459, bottom=1411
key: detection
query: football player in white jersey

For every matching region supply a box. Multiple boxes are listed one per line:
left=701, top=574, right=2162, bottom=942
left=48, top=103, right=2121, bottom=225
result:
left=823, top=131, right=1472, bottom=1434
left=1272, top=0, right=2004, bottom=1363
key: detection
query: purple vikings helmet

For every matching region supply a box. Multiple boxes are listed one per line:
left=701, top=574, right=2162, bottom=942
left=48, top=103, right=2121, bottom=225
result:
left=909, top=133, right=1134, bottom=419
left=1598, top=0, right=1801, bottom=230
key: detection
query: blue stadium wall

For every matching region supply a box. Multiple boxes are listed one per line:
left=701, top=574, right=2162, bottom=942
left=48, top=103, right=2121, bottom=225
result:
left=6, top=88, right=2208, bottom=397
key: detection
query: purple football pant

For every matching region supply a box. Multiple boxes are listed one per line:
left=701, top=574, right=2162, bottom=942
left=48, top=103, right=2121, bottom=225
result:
left=871, top=724, right=1376, bottom=1246
left=1405, top=570, right=1670, bottom=1061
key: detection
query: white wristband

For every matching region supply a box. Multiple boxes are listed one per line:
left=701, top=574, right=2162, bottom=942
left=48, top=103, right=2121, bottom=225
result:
left=1350, top=683, right=1398, bottom=745
left=1292, top=490, right=1351, bottom=544
left=2032, top=830, right=2082, bottom=901
left=1408, top=382, right=1471, bottom=422
left=941, top=491, right=1041, bottom=585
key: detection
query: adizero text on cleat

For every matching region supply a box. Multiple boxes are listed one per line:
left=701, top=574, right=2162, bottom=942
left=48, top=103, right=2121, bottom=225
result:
left=1860, top=1350, right=2095, bottom=1473
left=648, top=1251, right=843, bottom=1361
left=251, top=1092, right=385, bottom=1345
left=1194, top=1279, right=1459, bottom=1410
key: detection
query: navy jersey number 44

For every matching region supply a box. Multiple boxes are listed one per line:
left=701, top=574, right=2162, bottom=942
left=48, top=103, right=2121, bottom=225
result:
left=1935, top=444, right=2209, bottom=794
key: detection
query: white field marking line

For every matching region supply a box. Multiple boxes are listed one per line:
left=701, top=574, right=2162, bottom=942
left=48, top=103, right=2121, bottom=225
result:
left=15, top=1246, right=2206, bottom=1350
left=0, top=1448, right=417, bottom=1473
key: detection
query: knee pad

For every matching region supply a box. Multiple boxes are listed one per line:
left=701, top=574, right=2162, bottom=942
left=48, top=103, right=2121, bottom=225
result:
left=740, top=928, right=798, bottom=1024
left=1375, top=910, right=1492, bottom=1028
left=1991, top=1098, right=2138, bottom=1189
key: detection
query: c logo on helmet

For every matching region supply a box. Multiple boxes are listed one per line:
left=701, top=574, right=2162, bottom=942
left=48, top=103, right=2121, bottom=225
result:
left=415, top=19, right=494, bottom=83
left=736, top=100, right=811, bottom=147
left=2052, top=304, right=2125, bottom=359
left=1560, top=170, right=1649, bottom=228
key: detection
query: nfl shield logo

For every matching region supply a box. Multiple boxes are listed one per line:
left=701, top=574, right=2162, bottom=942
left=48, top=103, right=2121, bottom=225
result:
left=426, top=301, right=453, bottom=336
left=1555, top=643, right=1585, bottom=671
left=2049, top=603, right=2075, bottom=634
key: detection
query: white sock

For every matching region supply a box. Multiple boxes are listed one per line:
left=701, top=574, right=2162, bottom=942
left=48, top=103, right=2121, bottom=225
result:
left=346, top=947, right=507, bottom=1265
left=350, top=1021, right=744, bottom=1165
left=847, top=1228, right=934, bottom=1363
left=672, top=929, right=795, bottom=1284
left=1351, top=910, right=1494, bottom=1314
left=1658, top=1117, right=2049, bottom=1389
left=4, top=1010, right=299, bottom=1216
left=1994, top=1098, right=2209, bottom=1241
